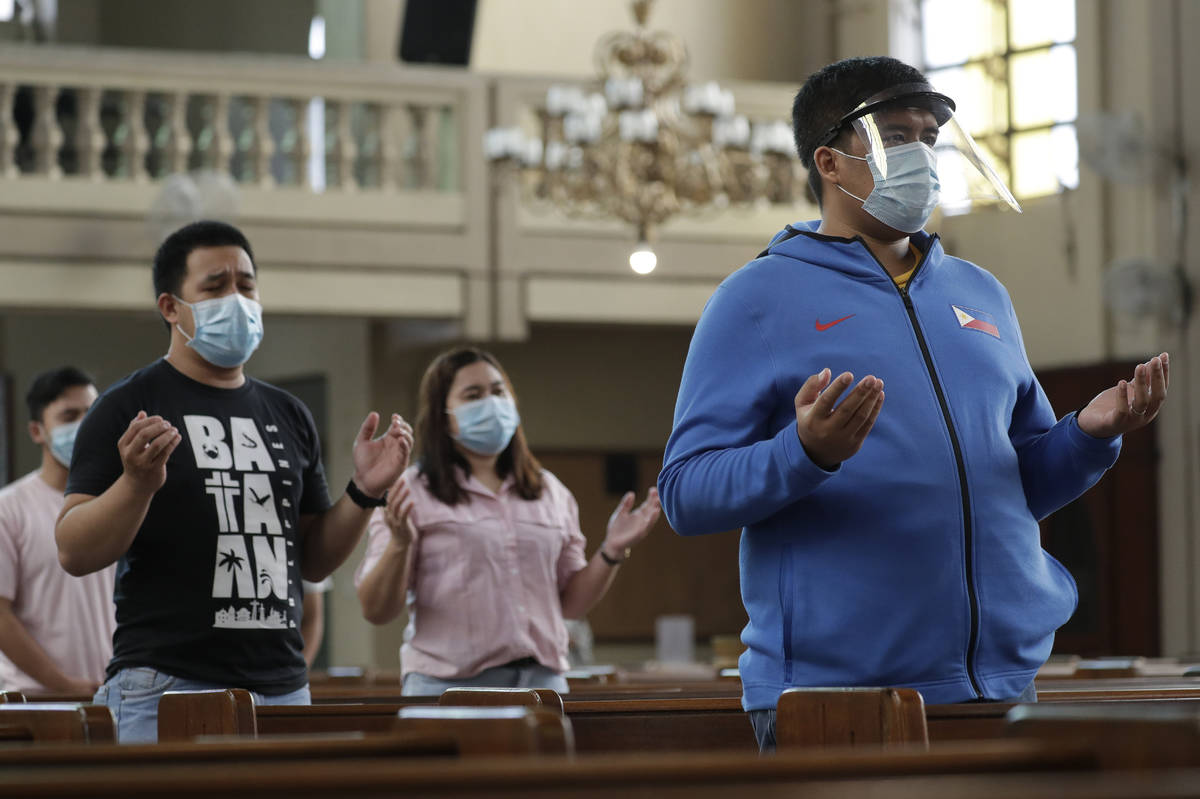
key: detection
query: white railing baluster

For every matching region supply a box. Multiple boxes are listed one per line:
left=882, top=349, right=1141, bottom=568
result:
left=380, top=104, right=403, bottom=191
left=211, top=93, right=233, bottom=176
left=165, top=91, right=192, bottom=175
left=0, top=83, right=16, bottom=178
left=124, top=90, right=150, bottom=181
left=31, top=84, right=62, bottom=178
left=251, top=95, right=274, bottom=187
left=75, top=87, right=104, bottom=179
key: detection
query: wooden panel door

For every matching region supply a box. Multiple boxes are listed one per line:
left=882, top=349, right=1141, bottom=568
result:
left=1036, top=362, right=1160, bottom=656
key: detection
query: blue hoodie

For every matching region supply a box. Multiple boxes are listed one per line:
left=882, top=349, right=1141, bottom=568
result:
left=658, top=223, right=1121, bottom=709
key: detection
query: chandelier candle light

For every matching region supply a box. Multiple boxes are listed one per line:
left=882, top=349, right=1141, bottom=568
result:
left=484, top=0, right=800, bottom=275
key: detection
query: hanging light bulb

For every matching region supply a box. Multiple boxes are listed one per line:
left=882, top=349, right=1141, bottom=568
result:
left=629, top=241, right=657, bottom=275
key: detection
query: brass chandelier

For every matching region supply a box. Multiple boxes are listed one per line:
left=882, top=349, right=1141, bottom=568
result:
left=484, top=0, right=800, bottom=274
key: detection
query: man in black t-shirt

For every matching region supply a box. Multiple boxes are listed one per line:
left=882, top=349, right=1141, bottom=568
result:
left=57, top=221, right=413, bottom=743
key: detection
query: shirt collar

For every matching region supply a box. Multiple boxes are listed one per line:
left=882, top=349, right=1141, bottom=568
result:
left=457, top=465, right=516, bottom=498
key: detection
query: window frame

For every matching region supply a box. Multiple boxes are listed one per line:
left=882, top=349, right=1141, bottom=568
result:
left=921, top=0, right=1078, bottom=201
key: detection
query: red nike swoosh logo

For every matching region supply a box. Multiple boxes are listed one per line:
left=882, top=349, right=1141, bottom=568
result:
left=815, top=314, right=855, bottom=332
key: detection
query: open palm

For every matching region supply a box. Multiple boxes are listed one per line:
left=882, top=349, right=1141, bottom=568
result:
left=351, top=412, right=414, bottom=497
left=605, top=487, right=662, bottom=551
left=1077, top=353, right=1168, bottom=438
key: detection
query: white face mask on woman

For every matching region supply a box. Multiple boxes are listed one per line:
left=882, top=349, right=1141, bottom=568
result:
left=832, top=141, right=941, bottom=233
left=449, top=395, right=521, bottom=456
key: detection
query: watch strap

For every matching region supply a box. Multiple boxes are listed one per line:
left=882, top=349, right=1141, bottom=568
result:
left=346, top=478, right=386, bottom=508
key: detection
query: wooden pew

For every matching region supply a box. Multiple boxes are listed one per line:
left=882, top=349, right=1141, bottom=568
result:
left=439, top=687, right=566, bottom=714
left=397, top=706, right=572, bottom=756
left=0, top=739, right=1109, bottom=798
left=0, top=732, right=458, bottom=768
left=1006, top=701, right=1200, bottom=770
left=158, top=690, right=571, bottom=756
left=562, top=696, right=756, bottom=752
left=159, top=689, right=257, bottom=741
left=16, top=685, right=1200, bottom=796
left=168, top=674, right=1200, bottom=754
left=157, top=687, right=756, bottom=753
left=775, top=687, right=928, bottom=749
left=0, top=703, right=114, bottom=744
left=310, top=679, right=743, bottom=703
left=310, top=672, right=1200, bottom=706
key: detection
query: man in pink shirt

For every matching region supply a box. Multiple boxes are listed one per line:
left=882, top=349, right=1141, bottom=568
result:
left=0, top=367, right=113, bottom=695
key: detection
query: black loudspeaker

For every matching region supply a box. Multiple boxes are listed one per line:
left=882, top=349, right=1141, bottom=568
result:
left=605, top=453, right=639, bottom=496
left=399, top=0, right=478, bottom=66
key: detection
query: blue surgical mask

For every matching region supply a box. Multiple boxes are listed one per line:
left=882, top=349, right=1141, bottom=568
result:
left=175, top=293, right=264, bottom=368
left=48, top=419, right=81, bottom=467
left=833, top=141, right=941, bottom=234
left=449, top=396, right=521, bottom=456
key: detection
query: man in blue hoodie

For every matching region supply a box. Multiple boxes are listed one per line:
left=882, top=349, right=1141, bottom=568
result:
left=658, top=56, right=1169, bottom=751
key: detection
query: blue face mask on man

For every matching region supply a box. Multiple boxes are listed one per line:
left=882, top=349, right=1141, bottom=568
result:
left=174, top=292, right=264, bottom=368
left=832, top=141, right=941, bottom=234
left=47, top=419, right=81, bottom=467
left=449, top=395, right=521, bottom=456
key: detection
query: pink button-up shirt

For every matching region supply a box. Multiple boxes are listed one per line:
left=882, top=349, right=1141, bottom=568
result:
left=355, top=466, right=588, bottom=679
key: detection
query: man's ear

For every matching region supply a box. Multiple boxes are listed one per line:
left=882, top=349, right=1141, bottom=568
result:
left=812, top=145, right=841, bottom=185
left=157, top=293, right=181, bottom=326
left=28, top=420, right=46, bottom=447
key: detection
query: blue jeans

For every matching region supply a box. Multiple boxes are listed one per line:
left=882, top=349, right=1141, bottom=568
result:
left=402, top=660, right=568, bottom=696
left=747, top=682, right=1039, bottom=752
left=93, top=667, right=311, bottom=743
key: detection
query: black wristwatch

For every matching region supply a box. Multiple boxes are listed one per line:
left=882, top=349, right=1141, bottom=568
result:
left=346, top=478, right=386, bottom=508
left=599, top=545, right=631, bottom=566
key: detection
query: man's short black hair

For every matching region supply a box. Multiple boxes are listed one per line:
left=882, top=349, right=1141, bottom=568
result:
left=26, top=366, right=95, bottom=423
left=152, top=220, right=256, bottom=299
left=793, top=56, right=930, bottom=205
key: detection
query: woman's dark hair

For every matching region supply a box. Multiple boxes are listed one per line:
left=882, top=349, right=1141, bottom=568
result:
left=415, top=346, right=543, bottom=505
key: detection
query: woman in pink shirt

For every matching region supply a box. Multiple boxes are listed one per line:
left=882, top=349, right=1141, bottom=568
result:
left=355, top=347, right=660, bottom=694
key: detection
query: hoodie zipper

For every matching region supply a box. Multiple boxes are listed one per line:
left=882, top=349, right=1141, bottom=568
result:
left=867, top=238, right=984, bottom=700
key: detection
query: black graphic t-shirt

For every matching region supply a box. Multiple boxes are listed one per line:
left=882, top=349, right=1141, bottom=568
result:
left=67, top=359, right=332, bottom=694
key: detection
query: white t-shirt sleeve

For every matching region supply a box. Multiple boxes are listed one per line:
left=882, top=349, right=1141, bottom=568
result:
left=0, top=494, right=22, bottom=602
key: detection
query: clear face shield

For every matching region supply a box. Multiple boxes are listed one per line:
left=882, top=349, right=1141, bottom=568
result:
left=828, top=82, right=1021, bottom=214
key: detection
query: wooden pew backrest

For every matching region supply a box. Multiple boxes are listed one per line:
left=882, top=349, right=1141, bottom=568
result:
left=396, top=706, right=573, bottom=756
left=438, top=687, right=564, bottom=715
left=158, top=689, right=256, bottom=742
left=776, top=687, right=929, bottom=750
left=1006, top=701, right=1200, bottom=770
left=438, top=687, right=542, bottom=708
left=0, top=702, right=113, bottom=743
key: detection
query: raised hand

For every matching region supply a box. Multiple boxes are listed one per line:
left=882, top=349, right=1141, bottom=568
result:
left=118, top=411, right=181, bottom=493
left=794, top=368, right=884, bottom=470
left=604, top=487, right=661, bottom=556
left=382, top=479, right=417, bottom=547
left=1078, top=353, right=1169, bottom=438
left=351, top=412, right=414, bottom=499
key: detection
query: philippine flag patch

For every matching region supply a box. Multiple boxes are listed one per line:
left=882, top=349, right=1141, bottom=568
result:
left=951, top=305, right=1000, bottom=339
